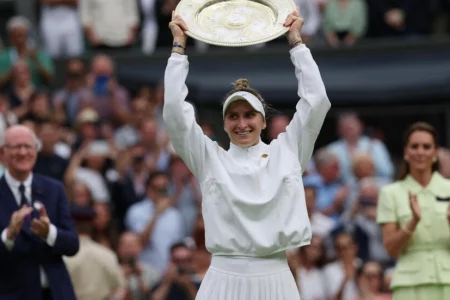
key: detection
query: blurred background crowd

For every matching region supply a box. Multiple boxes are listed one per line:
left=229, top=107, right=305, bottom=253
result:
left=0, top=0, right=449, bottom=299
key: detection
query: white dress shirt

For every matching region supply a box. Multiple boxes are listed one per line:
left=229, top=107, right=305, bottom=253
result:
left=1, top=170, right=58, bottom=287
left=163, top=44, right=331, bottom=256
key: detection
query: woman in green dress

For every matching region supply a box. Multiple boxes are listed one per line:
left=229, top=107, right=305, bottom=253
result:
left=377, top=122, right=450, bottom=300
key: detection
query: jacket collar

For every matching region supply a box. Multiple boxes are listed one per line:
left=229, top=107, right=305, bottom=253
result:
left=403, top=172, right=446, bottom=196
left=228, top=139, right=268, bottom=158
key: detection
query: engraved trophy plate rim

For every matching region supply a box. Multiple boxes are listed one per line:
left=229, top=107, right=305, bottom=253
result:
left=175, top=0, right=296, bottom=47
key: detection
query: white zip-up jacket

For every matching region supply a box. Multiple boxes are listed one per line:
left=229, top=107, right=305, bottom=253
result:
left=163, top=44, right=331, bottom=257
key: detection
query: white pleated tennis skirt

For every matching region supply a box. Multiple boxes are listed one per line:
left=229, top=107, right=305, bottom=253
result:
left=196, top=252, right=301, bottom=300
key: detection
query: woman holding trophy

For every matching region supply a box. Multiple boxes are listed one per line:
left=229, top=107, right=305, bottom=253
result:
left=163, top=6, right=331, bottom=299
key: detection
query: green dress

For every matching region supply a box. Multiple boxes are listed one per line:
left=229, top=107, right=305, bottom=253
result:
left=377, top=172, right=450, bottom=300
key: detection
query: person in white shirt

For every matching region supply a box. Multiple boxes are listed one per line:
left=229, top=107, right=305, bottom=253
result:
left=164, top=7, right=331, bottom=299
left=39, top=0, right=83, bottom=58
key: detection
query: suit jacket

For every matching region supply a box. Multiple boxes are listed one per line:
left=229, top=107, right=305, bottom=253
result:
left=0, top=174, right=79, bottom=300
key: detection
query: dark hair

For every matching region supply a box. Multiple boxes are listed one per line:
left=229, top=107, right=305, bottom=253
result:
left=145, top=171, right=169, bottom=189
left=397, top=122, right=439, bottom=180
left=170, top=242, right=189, bottom=253
left=29, top=89, right=50, bottom=105
left=223, top=78, right=276, bottom=118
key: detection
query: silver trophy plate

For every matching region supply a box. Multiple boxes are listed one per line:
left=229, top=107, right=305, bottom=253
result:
left=175, top=0, right=296, bottom=47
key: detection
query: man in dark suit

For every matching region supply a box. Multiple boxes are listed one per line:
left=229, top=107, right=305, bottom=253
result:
left=0, top=125, right=79, bottom=300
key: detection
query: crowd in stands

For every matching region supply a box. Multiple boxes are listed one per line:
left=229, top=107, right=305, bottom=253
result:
left=1, top=0, right=449, bottom=59
left=0, top=1, right=450, bottom=299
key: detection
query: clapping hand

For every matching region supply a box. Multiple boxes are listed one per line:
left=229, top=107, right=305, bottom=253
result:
left=30, top=204, right=50, bottom=239
left=409, top=191, right=421, bottom=222
left=7, top=205, right=33, bottom=240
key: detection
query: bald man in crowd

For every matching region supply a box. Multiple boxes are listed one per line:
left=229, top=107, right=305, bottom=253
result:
left=0, top=125, right=79, bottom=300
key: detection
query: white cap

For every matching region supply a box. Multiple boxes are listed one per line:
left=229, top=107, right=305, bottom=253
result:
left=222, top=91, right=265, bottom=119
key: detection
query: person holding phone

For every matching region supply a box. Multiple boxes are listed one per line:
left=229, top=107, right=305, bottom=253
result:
left=83, top=54, right=130, bottom=125
left=377, top=122, right=450, bottom=300
left=164, top=6, right=330, bottom=299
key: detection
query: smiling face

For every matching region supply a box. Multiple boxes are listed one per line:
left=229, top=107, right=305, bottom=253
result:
left=3, top=126, right=38, bottom=180
left=224, top=100, right=266, bottom=148
left=404, top=130, right=437, bottom=174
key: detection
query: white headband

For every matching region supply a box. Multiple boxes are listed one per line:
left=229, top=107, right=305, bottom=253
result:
left=222, top=91, right=265, bottom=119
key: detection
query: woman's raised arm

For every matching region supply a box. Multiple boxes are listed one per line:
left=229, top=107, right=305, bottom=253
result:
left=163, top=14, right=210, bottom=181
left=277, top=8, right=331, bottom=172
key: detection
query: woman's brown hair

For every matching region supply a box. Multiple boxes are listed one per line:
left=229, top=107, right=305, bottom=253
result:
left=223, top=78, right=275, bottom=117
left=397, top=122, right=439, bottom=180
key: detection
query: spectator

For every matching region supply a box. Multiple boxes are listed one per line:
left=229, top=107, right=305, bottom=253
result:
left=80, top=0, right=139, bottom=49
left=117, top=231, right=161, bottom=299
left=0, top=16, right=54, bottom=88
left=353, top=261, right=392, bottom=300
left=82, top=54, right=130, bottom=125
left=64, top=140, right=112, bottom=203
left=114, top=95, right=150, bottom=150
left=92, top=202, right=119, bottom=249
left=151, top=242, right=200, bottom=300
left=39, top=0, right=83, bottom=58
left=191, top=210, right=210, bottom=285
left=344, top=154, right=391, bottom=221
left=438, top=147, right=450, bottom=178
left=0, top=125, right=79, bottom=300
left=5, top=60, right=35, bottom=119
left=294, top=0, right=322, bottom=44
left=296, top=235, right=328, bottom=300
left=72, top=108, right=100, bottom=150
left=267, top=114, right=290, bottom=142
left=333, top=178, right=391, bottom=265
left=33, top=118, right=69, bottom=181
left=155, top=0, right=179, bottom=48
left=323, top=232, right=361, bottom=300
left=140, top=0, right=159, bottom=54
left=140, top=117, right=171, bottom=172
left=169, top=155, right=201, bottom=237
left=303, top=180, right=335, bottom=238
left=64, top=204, right=126, bottom=300
left=53, top=59, right=88, bottom=127
left=0, top=93, right=18, bottom=142
left=365, top=0, right=434, bottom=37
left=328, top=112, right=394, bottom=183
left=323, top=0, right=368, bottom=47
left=22, top=90, right=63, bottom=123
left=68, top=181, right=94, bottom=207
left=125, top=171, right=184, bottom=272
left=310, top=148, right=349, bottom=223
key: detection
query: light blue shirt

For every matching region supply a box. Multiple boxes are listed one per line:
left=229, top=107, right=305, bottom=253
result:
left=305, top=175, right=344, bottom=223
left=328, top=136, right=394, bottom=183
left=125, top=199, right=184, bottom=272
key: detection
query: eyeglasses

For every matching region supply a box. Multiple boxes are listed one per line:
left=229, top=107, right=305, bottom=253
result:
left=4, top=144, right=36, bottom=151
